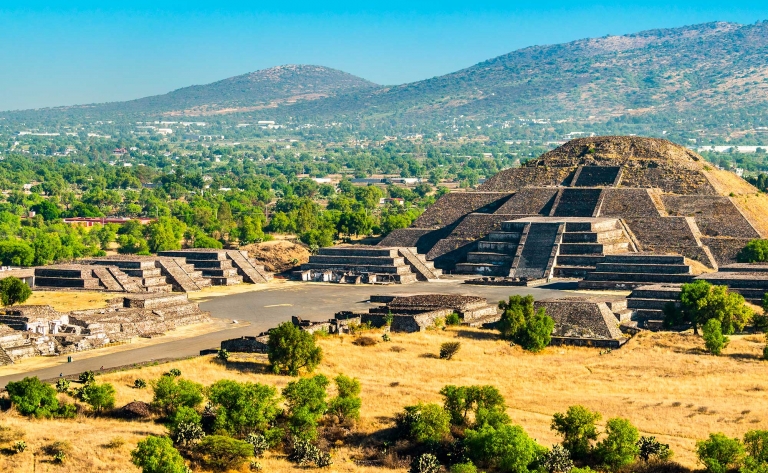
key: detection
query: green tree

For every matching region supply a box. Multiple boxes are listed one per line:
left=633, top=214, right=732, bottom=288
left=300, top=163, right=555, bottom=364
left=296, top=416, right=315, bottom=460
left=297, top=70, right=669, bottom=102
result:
left=196, top=435, right=253, bottom=472
left=743, top=430, right=768, bottom=473
left=146, top=217, right=185, bottom=252
left=697, top=433, right=745, bottom=473
left=703, top=318, right=729, bottom=355
left=0, top=276, right=32, bottom=306
left=151, top=375, right=204, bottom=417
left=207, top=380, right=281, bottom=437
left=83, top=382, right=116, bottom=412
left=497, top=295, right=554, bottom=351
left=737, top=240, right=768, bottom=263
left=328, top=374, right=362, bottom=422
left=282, top=374, right=329, bottom=440
left=465, top=423, right=546, bottom=473
left=0, top=240, right=34, bottom=266
left=667, top=281, right=752, bottom=335
left=516, top=307, right=554, bottom=352
left=6, top=376, right=59, bottom=418
left=397, top=403, right=451, bottom=444
left=498, top=295, right=531, bottom=339
left=551, top=405, right=602, bottom=460
left=267, top=322, right=323, bottom=376
left=440, top=384, right=508, bottom=428
left=131, top=435, right=188, bottom=473
left=595, top=418, right=640, bottom=471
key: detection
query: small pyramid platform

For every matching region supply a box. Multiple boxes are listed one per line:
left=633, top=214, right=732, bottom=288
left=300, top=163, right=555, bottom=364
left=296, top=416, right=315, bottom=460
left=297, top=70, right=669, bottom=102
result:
left=298, top=246, right=441, bottom=284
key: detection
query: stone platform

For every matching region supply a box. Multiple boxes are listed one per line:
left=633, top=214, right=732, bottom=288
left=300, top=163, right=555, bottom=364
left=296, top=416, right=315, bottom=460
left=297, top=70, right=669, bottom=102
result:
left=298, top=246, right=440, bottom=284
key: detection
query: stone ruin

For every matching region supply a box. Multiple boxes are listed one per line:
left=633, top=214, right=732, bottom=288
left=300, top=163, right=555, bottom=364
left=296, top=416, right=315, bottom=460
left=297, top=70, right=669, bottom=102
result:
left=534, top=297, right=629, bottom=348
left=297, top=246, right=441, bottom=284
left=32, top=249, right=273, bottom=294
left=379, top=136, right=767, bottom=287
left=0, top=292, right=210, bottom=365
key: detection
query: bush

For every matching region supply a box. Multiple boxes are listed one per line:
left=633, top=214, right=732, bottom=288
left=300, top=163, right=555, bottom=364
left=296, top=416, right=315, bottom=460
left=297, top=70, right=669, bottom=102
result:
left=283, top=374, right=330, bottom=440
left=595, top=418, right=640, bottom=471
left=83, top=382, right=116, bottom=412
left=167, top=368, right=182, bottom=377
left=55, top=378, right=70, bottom=393
left=440, top=384, right=509, bottom=428
left=196, top=435, right=253, bottom=472
left=0, top=276, right=31, bottom=306
left=397, top=403, right=451, bottom=444
left=450, top=462, right=479, bottom=473
left=168, top=406, right=204, bottom=446
left=267, top=322, right=323, bottom=376
left=440, top=341, right=461, bottom=360
left=246, top=433, right=270, bottom=457
left=134, top=378, right=147, bottom=389
left=550, top=405, right=601, bottom=460
left=669, top=281, right=752, bottom=335
left=696, top=433, right=745, bottom=473
left=411, top=453, right=441, bottom=473
left=737, top=239, right=768, bottom=263
left=6, top=376, right=60, bottom=418
left=217, top=349, right=229, bottom=362
left=353, top=336, right=378, bottom=346
left=497, top=295, right=554, bottom=352
left=743, top=430, right=768, bottom=473
left=446, top=312, right=461, bottom=326
left=289, top=436, right=333, bottom=467
left=464, top=423, right=546, bottom=473
left=542, top=445, right=574, bottom=473
left=12, top=440, right=27, bottom=454
left=44, top=441, right=72, bottom=463
left=131, top=436, right=188, bottom=473
left=78, top=370, right=96, bottom=385
left=207, top=379, right=281, bottom=437
left=328, top=374, right=362, bottom=422
left=638, top=436, right=673, bottom=462
left=703, top=319, right=729, bottom=355
left=151, top=375, right=204, bottom=417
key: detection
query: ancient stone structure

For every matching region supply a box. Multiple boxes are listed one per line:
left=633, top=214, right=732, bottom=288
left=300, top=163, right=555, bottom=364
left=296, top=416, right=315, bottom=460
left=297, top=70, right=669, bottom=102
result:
left=534, top=297, right=629, bottom=348
left=158, top=249, right=273, bottom=285
left=298, top=247, right=441, bottom=284
left=625, top=285, right=683, bottom=330
left=696, top=264, right=768, bottom=304
left=379, top=137, right=767, bottom=279
left=0, top=293, right=210, bottom=365
left=221, top=334, right=271, bottom=353
left=579, top=254, right=695, bottom=290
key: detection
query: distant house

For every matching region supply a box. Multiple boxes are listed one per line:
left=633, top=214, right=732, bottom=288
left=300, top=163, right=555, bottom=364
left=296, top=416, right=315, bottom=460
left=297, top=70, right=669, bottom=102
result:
left=380, top=197, right=405, bottom=206
left=63, top=217, right=154, bottom=227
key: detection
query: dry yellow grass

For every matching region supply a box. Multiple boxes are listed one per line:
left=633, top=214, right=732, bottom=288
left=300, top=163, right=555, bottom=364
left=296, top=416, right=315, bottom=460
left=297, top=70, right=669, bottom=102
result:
left=2, top=328, right=768, bottom=472
left=24, top=290, right=112, bottom=312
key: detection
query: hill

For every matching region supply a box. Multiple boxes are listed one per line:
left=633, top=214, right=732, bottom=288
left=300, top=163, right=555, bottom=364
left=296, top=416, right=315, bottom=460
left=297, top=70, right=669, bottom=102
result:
left=5, top=65, right=377, bottom=119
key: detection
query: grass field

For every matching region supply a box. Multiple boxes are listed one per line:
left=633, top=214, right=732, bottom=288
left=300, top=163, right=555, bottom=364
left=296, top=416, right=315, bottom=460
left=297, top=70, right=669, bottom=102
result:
left=1, top=327, right=767, bottom=472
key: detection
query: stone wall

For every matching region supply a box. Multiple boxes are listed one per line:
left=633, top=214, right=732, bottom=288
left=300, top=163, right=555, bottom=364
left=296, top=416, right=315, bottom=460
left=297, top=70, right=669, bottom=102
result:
left=494, top=187, right=559, bottom=215
left=478, top=166, right=577, bottom=192
left=221, top=335, right=270, bottom=353
left=661, top=195, right=760, bottom=238
left=599, top=189, right=663, bottom=217
left=411, top=192, right=512, bottom=229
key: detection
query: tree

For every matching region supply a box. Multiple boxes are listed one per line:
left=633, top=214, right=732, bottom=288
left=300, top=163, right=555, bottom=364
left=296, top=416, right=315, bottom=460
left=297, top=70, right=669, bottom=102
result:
left=440, top=341, right=461, bottom=360
left=737, top=240, right=768, bottom=263
left=440, top=384, right=508, bottom=428
left=151, top=375, right=204, bottom=417
left=0, top=276, right=32, bottom=306
left=0, top=240, right=34, bottom=266
left=637, top=436, right=672, bottom=462
left=83, top=382, right=116, bottom=412
left=167, top=406, right=203, bottom=446
left=282, top=374, right=329, bottom=440
left=267, top=322, right=323, bottom=376
left=696, top=433, right=745, bottom=473
left=32, top=200, right=61, bottom=221
left=196, top=435, right=253, bottom=472
left=464, top=423, right=546, bottom=473
left=131, top=435, right=188, bottom=473
left=551, top=405, right=602, bottom=460
left=146, top=217, right=185, bottom=253
left=667, top=281, right=752, bottom=335
left=497, top=295, right=554, bottom=351
left=6, top=376, right=59, bottom=418
left=743, top=430, right=768, bottom=473
left=703, top=318, right=729, bottom=355
left=397, top=403, right=451, bottom=444
left=328, top=374, right=362, bottom=422
left=207, top=380, right=281, bottom=437
left=595, top=418, right=640, bottom=471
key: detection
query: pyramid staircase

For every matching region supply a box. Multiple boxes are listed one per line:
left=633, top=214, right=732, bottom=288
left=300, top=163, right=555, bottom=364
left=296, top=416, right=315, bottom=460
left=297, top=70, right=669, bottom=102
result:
left=226, top=250, right=273, bottom=284
left=398, top=247, right=442, bottom=281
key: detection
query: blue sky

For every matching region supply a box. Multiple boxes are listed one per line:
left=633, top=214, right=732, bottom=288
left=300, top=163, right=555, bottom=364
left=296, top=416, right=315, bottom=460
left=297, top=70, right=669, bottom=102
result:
left=0, top=1, right=766, bottom=111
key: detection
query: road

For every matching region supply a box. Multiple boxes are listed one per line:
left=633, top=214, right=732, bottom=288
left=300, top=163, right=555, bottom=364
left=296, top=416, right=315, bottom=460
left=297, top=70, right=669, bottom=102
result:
left=0, top=280, right=574, bottom=386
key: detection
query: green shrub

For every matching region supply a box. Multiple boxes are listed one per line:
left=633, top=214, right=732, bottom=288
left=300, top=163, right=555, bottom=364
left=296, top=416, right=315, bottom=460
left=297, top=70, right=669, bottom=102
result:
left=55, top=378, right=70, bottom=393
left=167, top=368, right=181, bottom=377
left=668, top=281, right=752, bottom=335
left=550, top=405, right=601, bottom=460
left=196, top=435, right=253, bottom=472
left=696, top=433, right=745, bottom=473
left=0, top=276, right=31, bottom=306
left=737, top=239, right=768, bottom=263
left=78, top=370, right=96, bottom=385
left=12, top=440, right=27, bottom=454
left=440, top=384, right=508, bottom=428
left=82, top=382, right=116, bottom=412
left=288, top=436, right=333, bottom=467
left=134, top=378, right=147, bottom=389
left=328, top=374, right=362, bottom=422
left=464, top=423, right=546, bottom=473
left=703, top=319, right=729, bottom=355
left=743, top=430, right=768, bottom=473
left=411, top=453, right=441, bottom=473
left=207, top=379, right=280, bottom=437
left=541, top=444, right=574, bottom=473
left=6, top=376, right=60, bottom=418
left=217, top=348, right=229, bottom=362
left=397, top=403, right=451, bottom=444
left=283, top=374, right=330, bottom=440
left=440, top=341, right=461, bottom=360
left=638, top=435, right=673, bottom=462
left=497, top=295, right=554, bottom=352
left=267, top=322, right=323, bottom=376
left=150, top=376, right=204, bottom=417
left=446, top=312, right=461, bottom=326
left=131, top=436, right=188, bottom=473
left=168, top=406, right=203, bottom=446
left=246, top=433, right=270, bottom=457
left=595, top=418, right=640, bottom=471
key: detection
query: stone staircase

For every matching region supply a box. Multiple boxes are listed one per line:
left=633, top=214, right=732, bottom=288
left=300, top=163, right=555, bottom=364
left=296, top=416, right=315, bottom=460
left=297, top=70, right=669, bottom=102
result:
left=300, top=247, right=420, bottom=284
left=552, top=220, right=632, bottom=278
left=158, top=250, right=242, bottom=286
left=625, top=284, right=683, bottom=329
left=226, top=250, right=273, bottom=284
left=571, top=166, right=623, bottom=187
left=91, top=266, right=123, bottom=291
left=579, top=254, right=695, bottom=290
left=511, top=222, right=564, bottom=279
left=0, top=346, right=13, bottom=365
left=551, top=188, right=604, bottom=217
left=157, top=258, right=210, bottom=291
left=455, top=221, right=524, bottom=276
left=107, top=267, right=147, bottom=292
left=398, top=247, right=442, bottom=281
